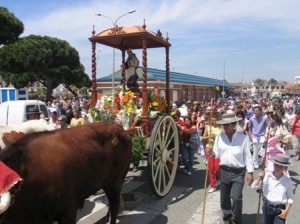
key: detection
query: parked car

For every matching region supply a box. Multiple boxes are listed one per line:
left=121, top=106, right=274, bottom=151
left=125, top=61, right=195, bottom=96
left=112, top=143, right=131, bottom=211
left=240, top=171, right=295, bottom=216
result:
left=0, top=100, right=50, bottom=126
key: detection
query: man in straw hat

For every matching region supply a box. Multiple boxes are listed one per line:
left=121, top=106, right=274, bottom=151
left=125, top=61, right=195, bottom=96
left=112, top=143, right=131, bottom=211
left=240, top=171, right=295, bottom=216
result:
left=253, top=154, right=294, bottom=224
left=27, top=107, right=40, bottom=120
left=207, top=112, right=254, bottom=224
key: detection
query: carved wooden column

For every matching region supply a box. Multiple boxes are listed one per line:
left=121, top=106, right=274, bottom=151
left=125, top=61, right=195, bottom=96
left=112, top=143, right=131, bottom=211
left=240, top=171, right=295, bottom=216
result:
left=121, top=50, right=126, bottom=91
left=141, top=37, right=149, bottom=136
left=165, top=45, right=170, bottom=114
left=91, top=27, right=97, bottom=106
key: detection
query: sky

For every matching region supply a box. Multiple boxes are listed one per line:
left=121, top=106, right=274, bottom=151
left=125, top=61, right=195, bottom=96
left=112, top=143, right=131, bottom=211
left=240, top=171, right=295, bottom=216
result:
left=1, top=0, right=300, bottom=83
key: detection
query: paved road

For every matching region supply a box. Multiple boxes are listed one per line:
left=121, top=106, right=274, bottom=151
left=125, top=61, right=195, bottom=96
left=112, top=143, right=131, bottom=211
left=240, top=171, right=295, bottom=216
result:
left=76, top=152, right=300, bottom=224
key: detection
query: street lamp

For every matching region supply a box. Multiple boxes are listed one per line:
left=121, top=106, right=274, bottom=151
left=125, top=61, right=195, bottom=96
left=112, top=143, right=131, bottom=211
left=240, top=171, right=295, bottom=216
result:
left=222, top=52, right=237, bottom=98
left=95, top=10, right=136, bottom=96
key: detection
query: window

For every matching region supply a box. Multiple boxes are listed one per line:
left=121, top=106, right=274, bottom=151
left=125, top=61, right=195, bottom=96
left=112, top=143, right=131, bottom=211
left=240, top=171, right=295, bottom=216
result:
left=183, top=88, right=188, bottom=102
left=40, top=105, right=49, bottom=119
left=199, top=89, right=204, bottom=100
left=205, top=89, right=208, bottom=99
left=191, top=87, right=196, bottom=101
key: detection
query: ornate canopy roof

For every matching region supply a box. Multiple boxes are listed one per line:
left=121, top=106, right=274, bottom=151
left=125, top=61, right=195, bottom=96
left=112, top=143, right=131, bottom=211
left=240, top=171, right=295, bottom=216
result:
left=89, top=22, right=171, bottom=50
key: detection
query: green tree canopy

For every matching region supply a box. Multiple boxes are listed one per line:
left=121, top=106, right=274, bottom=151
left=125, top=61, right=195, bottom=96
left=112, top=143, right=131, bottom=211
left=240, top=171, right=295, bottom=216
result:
left=253, top=78, right=265, bottom=87
left=253, top=78, right=265, bottom=96
left=268, top=78, right=278, bottom=90
left=0, top=35, right=91, bottom=101
left=0, top=7, right=24, bottom=45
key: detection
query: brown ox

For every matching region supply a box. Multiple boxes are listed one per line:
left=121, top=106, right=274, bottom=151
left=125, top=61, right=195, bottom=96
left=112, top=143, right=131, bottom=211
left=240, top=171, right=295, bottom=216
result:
left=0, top=122, right=132, bottom=224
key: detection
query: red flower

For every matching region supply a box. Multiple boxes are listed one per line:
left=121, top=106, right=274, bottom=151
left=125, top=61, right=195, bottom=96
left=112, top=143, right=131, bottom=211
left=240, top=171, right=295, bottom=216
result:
left=114, top=97, right=120, bottom=103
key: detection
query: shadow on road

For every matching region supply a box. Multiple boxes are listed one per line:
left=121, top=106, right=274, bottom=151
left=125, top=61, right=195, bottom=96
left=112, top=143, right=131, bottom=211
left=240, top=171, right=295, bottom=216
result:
left=242, top=213, right=262, bottom=224
left=82, top=155, right=212, bottom=224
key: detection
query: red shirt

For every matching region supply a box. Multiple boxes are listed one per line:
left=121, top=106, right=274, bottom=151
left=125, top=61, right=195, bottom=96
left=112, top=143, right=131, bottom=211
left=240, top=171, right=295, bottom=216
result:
left=292, top=119, right=300, bottom=136
left=182, top=125, right=195, bottom=143
left=177, top=119, right=185, bottom=126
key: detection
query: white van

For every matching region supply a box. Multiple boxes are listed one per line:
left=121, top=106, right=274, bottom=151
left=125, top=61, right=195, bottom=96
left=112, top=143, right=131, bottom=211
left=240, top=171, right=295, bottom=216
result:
left=0, top=100, right=50, bottom=126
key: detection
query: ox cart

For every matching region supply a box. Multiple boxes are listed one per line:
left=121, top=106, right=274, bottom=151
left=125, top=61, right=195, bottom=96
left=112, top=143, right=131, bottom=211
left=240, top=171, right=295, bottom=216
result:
left=89, top=21, right=180, bottom=198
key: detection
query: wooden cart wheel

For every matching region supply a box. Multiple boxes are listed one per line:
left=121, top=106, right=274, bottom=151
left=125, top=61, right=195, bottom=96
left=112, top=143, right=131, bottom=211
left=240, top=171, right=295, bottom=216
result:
left=148, top=115, right=180, bottom=198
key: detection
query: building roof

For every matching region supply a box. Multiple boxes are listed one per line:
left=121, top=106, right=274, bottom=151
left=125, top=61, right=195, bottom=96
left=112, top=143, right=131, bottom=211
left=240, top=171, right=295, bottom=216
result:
left=286, top=83, right=300, bottom=89
left=230, top=82, right=243, bottom=87
left=97, top=67, right=229, bottom=87
left=252, top=80, right=288, bottom=86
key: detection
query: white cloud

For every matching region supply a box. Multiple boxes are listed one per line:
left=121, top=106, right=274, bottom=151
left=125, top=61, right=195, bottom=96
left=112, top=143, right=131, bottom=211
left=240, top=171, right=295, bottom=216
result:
left=4, top=0, right=300, bottom=83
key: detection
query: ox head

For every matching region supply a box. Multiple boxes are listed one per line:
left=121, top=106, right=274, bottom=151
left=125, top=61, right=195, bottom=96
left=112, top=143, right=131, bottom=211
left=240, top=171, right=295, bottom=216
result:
left=2, top=131, right=26, bottom=149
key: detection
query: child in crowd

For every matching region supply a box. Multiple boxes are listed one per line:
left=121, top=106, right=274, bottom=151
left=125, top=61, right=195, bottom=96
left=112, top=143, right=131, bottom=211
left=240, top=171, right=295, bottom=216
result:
left=252, top=154, right=294, bottom=224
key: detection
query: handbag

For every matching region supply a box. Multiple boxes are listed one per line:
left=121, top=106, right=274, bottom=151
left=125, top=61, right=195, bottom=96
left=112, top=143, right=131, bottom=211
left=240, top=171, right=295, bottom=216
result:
left=189, top=131, right=200, bottom=150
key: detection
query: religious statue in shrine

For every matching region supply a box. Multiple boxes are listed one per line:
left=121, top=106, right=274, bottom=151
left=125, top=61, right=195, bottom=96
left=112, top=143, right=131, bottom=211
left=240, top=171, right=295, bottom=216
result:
left=122, top=49, right=140, bottom=92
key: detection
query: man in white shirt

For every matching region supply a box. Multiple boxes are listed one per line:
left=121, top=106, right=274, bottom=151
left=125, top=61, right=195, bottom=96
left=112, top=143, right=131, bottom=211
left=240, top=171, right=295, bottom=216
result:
left=208, top=113, right=254, bottom=224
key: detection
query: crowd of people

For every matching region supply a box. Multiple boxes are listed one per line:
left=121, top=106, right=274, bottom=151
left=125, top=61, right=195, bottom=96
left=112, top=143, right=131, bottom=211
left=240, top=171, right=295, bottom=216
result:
left=172, top=95, right=298, bottom=224
left=23, top=94, right=299, bottom=223
left=29, top=97, right=93, bottom=129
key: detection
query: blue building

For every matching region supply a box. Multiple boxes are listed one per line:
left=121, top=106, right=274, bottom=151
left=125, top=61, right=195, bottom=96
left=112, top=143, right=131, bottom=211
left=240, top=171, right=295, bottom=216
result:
left=96, top=67, right=230, bottom=103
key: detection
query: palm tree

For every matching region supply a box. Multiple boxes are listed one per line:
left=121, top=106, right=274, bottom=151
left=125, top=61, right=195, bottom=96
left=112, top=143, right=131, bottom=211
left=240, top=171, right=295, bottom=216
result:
left=253, top=79, right=265, bottom=97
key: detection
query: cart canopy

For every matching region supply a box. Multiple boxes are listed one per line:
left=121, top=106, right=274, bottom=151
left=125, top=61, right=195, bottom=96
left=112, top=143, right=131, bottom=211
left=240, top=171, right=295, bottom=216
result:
left=89, top=25, right=171, bottom=50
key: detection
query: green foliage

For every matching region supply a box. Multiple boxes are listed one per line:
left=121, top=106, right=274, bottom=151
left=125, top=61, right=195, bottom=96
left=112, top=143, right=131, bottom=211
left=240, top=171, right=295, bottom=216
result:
left=0, top=35, right=91, bottom=101
left=253, top=78, right=265, bottom=95
left=131, top=134, right=146, bottom=165
left=268, top=78, right=278, bottom=90
left=0, top=7, right=24, bottom=45
left=253, top=78, right=265, bottom=87
left=89, top=107, right=116, bottom=123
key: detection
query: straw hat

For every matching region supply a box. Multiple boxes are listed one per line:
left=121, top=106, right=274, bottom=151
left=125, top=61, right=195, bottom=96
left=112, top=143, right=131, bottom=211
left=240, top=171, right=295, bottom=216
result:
left=269, top=154, right=294, bottom=167
left=216, top=112, right=242, bottom=125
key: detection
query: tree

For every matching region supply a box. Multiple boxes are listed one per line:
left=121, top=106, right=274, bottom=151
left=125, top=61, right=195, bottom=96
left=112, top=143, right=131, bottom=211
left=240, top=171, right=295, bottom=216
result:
left=0, top=7, right=24, bottom=45
left=253, top=78, right=265, bottom=97
left=62, top=64, right=91, bottom=96
left=0, top=35, right=91, bottom=101
left=268, top=78, right=278, bottom=91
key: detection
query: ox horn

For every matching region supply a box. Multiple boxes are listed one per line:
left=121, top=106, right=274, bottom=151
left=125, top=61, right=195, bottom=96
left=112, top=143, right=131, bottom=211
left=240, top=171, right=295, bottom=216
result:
left=0, top=191, right=12, bottom=214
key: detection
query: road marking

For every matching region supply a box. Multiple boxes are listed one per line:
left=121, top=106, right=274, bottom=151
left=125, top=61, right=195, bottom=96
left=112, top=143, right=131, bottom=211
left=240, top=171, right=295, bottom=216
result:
left=187, top=190, right=223, bottom=224
left=76, top=180, right=145, bottom=224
